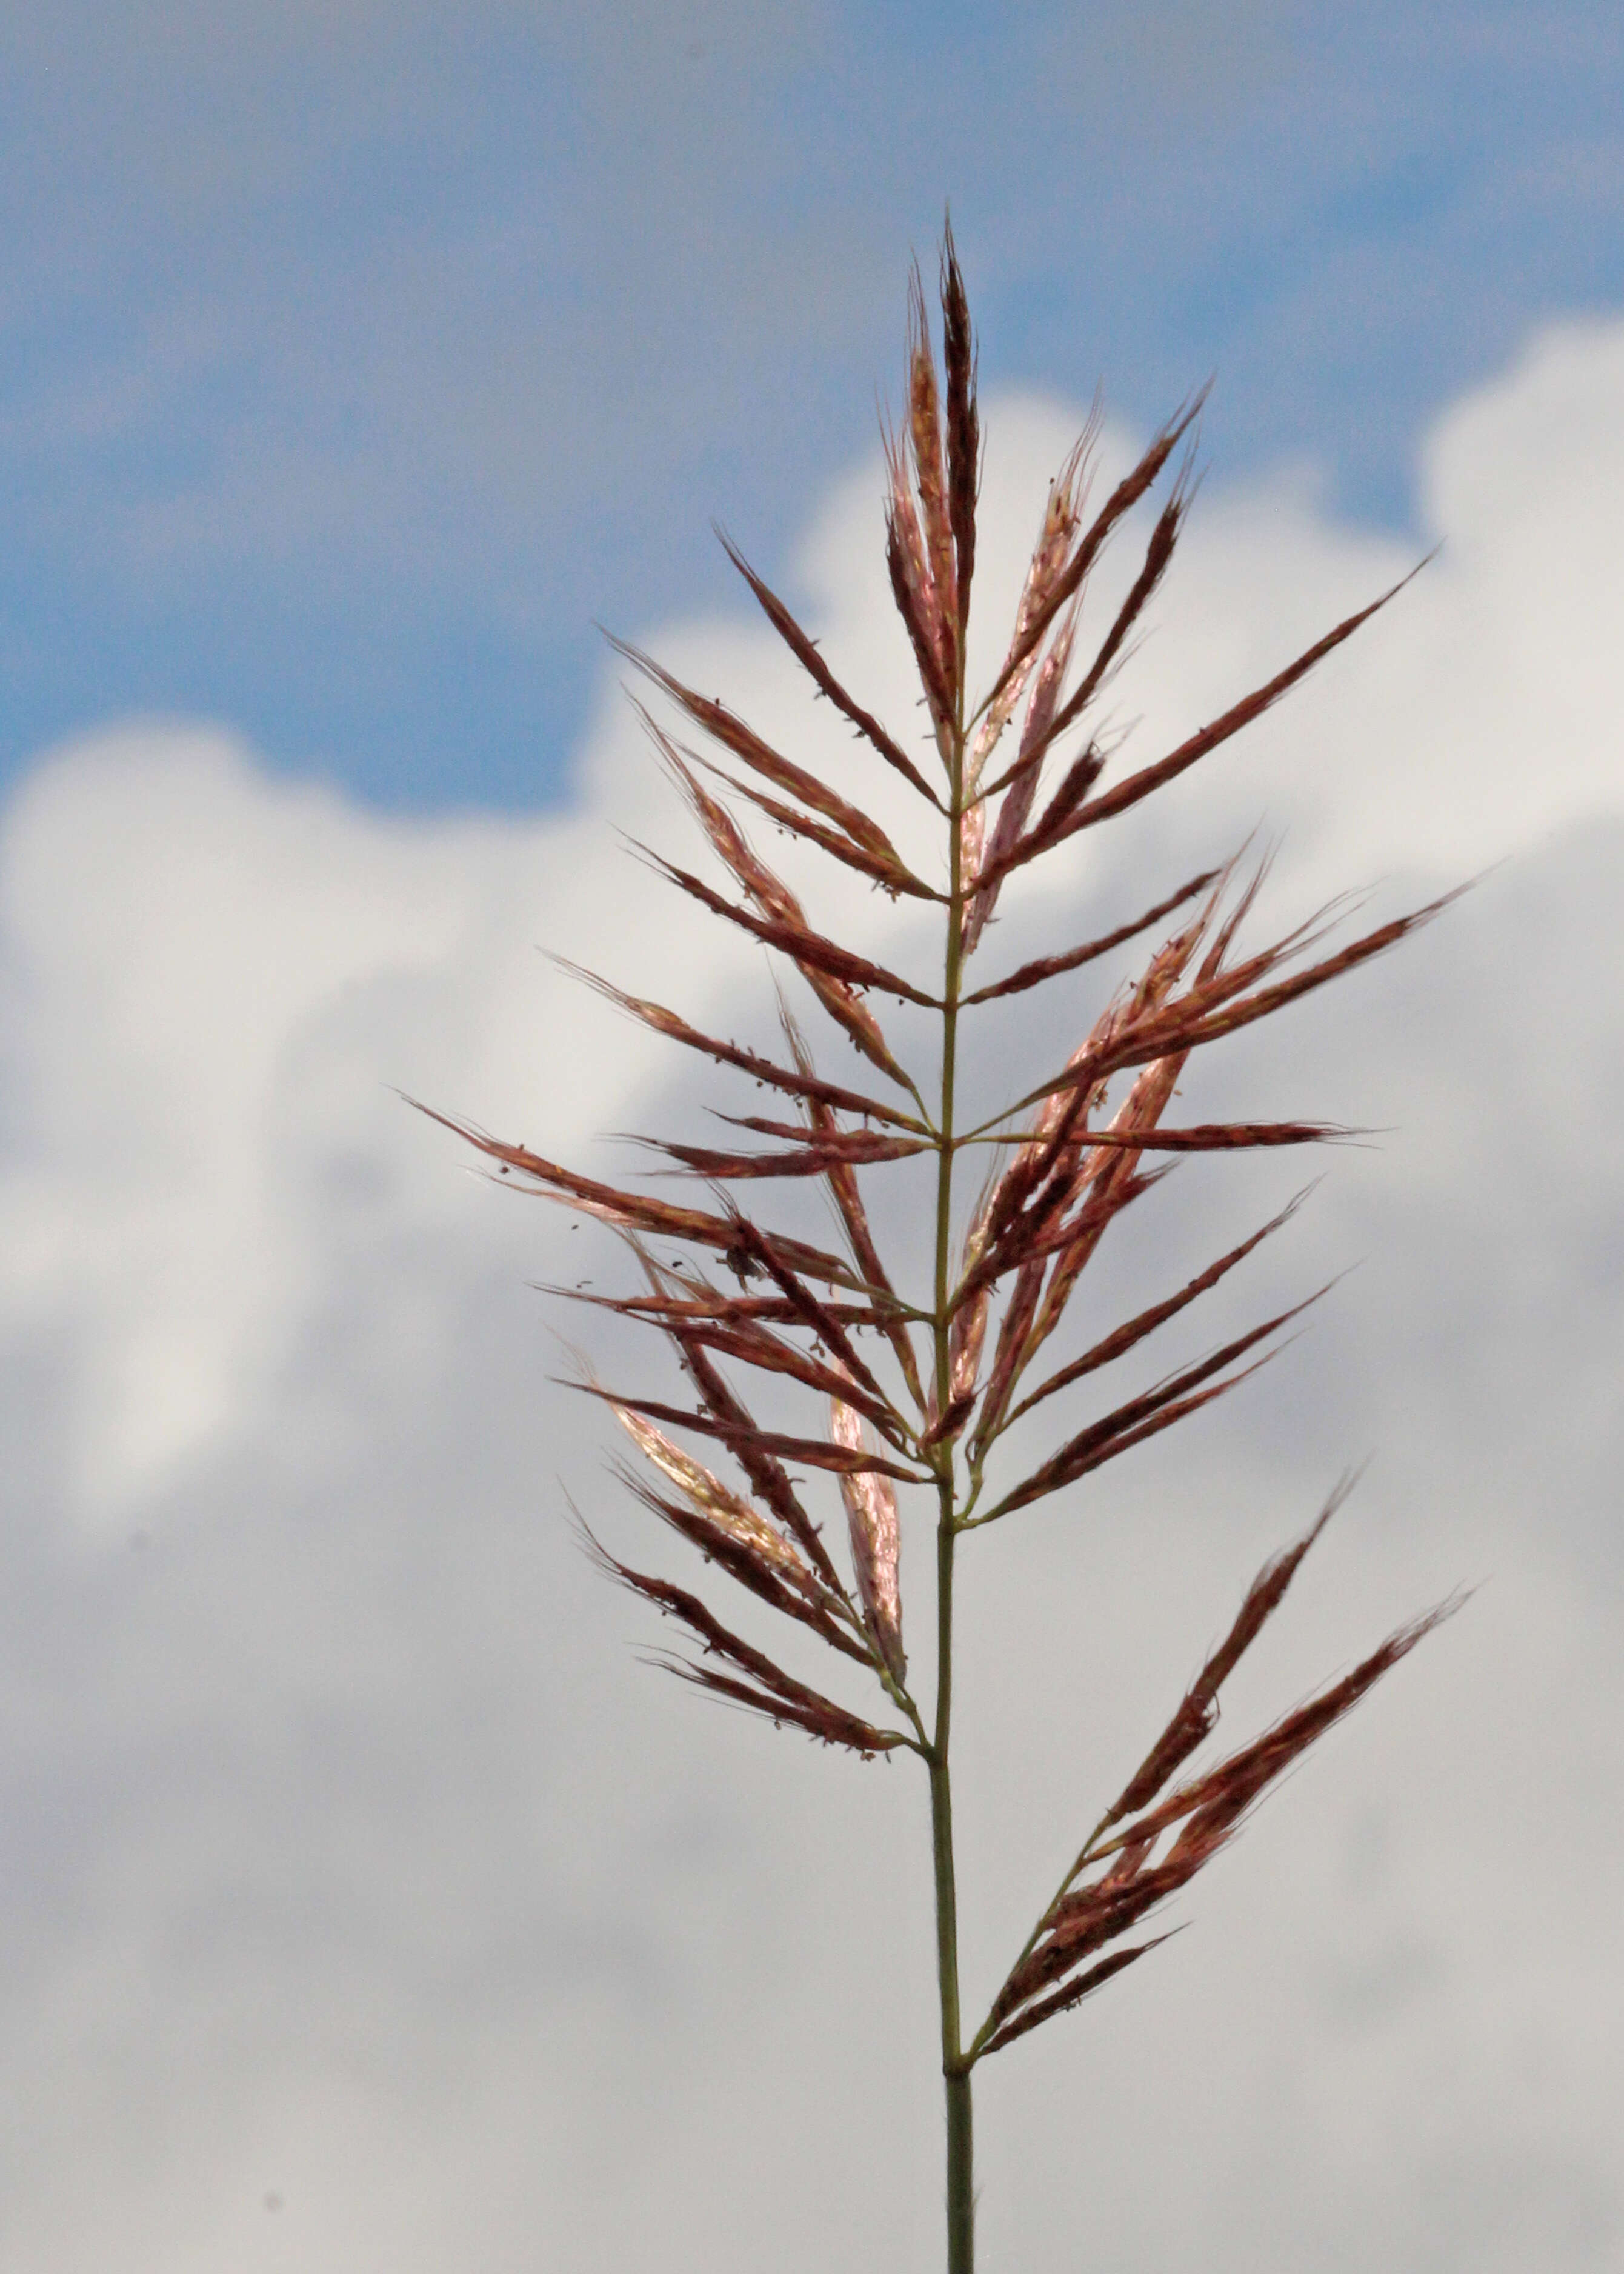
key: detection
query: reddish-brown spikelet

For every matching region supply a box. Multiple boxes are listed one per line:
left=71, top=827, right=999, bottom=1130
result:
left=977, top=389, right=1206, bottom=725
left=574, top=1376, right=921, bottom=1482
left=972, top=1256, right=1046, bottom=1451
left=943, top=1165, right=1001, bottom=1419
left=965, top=884, right=1457, bottom=1155
left=611, top=644, right=917, bottom=873
left=967, top=1032, right=1103, bottom=1278
left=583, top=1530, right=905, bottom=1756
left=1108, top=1599, right=1462, bottom=1852
left=908, top=267, right=957, bottom=657
left=982, top=1590, right=1458, bottom=2042
left=811, top=1123, right=927, bottom=1407
left=694, top=751, right=941, bottom=901
left=1020, top=1053, right=1191, bottom=1361
left=408, top=1099, right=869, bottom=1291
left=982, top=570, right=1426, bottom=892
left=1107, top=1695, right=1219, bottom=1826
left=716, top=1205, right=897, bottom=1416
left=662, top=1320, right=847, bottom=1595
left=990, top=1852, right=1219, bottom=2027
left=776, top=1004, right=928, bottom=1412
left=959, top=855, right=1219, bottom=1005
left=648, top=1130, right=930, bottom=1182
left=963, top=912, right=1206, bottom=1353
left=974, top=1169, right=1174, bottom=1314
left=659, top=1658, right=906, bottom=1755
left=957, top=796, right=987, bottom=924
left=940, top=225, right=979, bottom=631
left=982, top=1939, right=1172, bottom=2056
left=641, top=849, right=922, bottom=1088
left=999, top=1189, right=1310, bottom=1431
left=644, top=845, right=937, bottom=1007
left=1195, top=1477, right=1352, bottom=1693
left=980, top=1300, right=1314, bottom=1524
left=885, top=443, right=956, bottom=733
left=920, top=1387, right=977, bottom=1449
left=1111, top=892, right=1463, bottom=1067
left=1006, top=464, right=1195, bottom=811
left=713, top=528, right=943, bottom=806
left=567, top=1282, right=887, bottom=1333
left=550, top=965, right=928, bottom=1133
left=966, top=441, right=1088, bottom=791
left=962, top=599, right=1082, bottom=956
left=618, top=1472, right=870, bottom=1664
left=641, top=1305, right=902, bottom=1435
left=948, top=1279, right=989, bottom=1405
left=830, top=1393, right=907, bottom=1681
left=611, top=1402, right=814, bottom=1583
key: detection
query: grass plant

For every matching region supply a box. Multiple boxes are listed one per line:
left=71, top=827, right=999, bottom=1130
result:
left=422, top=229, right=1459, bottom=2271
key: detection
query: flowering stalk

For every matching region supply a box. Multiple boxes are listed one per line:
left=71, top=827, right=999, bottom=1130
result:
left=422, top=228, right=1459, bottom=2272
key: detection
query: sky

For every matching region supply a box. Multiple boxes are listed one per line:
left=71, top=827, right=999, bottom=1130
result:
left=1, top=6, right=1623, bottom=2271
left=4, top=0, right=1624, bottom=806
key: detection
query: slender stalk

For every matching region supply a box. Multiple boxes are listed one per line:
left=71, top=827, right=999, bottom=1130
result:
left=931, top=1520, right=971, bottom=2269
left=930, top=671, right=974, bottom=2272
left=945, top=2062, right=975, bottom=2270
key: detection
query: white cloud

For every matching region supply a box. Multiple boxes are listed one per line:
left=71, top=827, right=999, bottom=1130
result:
left=0, top=716, right=736, bottom=1516
left=0, top=314, right=1622, bottom=2269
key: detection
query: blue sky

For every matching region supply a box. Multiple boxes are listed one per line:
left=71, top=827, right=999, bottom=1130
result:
left=3, top=0, right=1622, bottom=810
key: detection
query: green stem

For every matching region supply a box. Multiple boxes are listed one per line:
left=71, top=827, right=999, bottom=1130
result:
left=945, top=2063, right=975, bottom=2271
left=931, top=1518, right=973, bottom=2271
left=929, top=661, right=974, bottom=2273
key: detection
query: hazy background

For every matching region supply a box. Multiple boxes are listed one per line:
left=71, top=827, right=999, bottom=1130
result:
left=1, top=5, right=1622, bottom=2269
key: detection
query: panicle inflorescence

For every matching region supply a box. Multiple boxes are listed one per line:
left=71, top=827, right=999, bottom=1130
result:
left=421, top=226, right=1459, bottom=2109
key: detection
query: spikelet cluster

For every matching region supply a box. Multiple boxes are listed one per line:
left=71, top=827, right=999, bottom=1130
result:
left=421, top=231, right=1457, bottom=2055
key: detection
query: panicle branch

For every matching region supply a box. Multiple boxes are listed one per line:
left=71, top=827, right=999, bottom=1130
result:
left=713, top=528, right=945, bottom=807
left=583, top=1525, right=910, bottom=1756
left=976, top=1544, right=1461, bottom=2056
left=884, top=232, right=981, bottom=755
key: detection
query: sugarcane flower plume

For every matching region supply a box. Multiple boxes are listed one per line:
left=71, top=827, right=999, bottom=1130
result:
left=419, top=225, right=1462, bottom=2255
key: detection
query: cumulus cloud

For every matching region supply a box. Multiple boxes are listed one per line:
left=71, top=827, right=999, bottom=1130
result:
left=0, top=315, right=1621, bottom=2270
